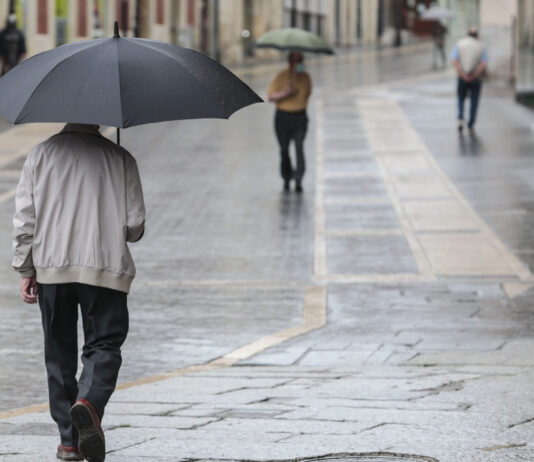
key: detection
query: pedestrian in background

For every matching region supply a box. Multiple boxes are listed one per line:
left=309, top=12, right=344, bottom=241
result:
left=0, top=14, right=26, bottom=75
left=13, top=123, right=145, bottom=462
left=451, top=27, right=488, bottom=133
left=432, top=21, right=447, bottom=69
left=268, top=51, right=312, bottom=193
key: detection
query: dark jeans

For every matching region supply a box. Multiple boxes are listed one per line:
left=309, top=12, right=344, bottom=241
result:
left=457, top=77, right=482, bottom=127
left=274, top=109, right=308, bottom=184
left=38, top=283, right=129, bottom=446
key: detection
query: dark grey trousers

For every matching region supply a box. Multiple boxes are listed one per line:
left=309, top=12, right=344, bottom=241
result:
left=274, top=109, right=308, bottom=184
left=38, top=283, right=129, bottom=446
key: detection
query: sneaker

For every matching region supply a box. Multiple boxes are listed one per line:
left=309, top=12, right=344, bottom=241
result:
left=70, top=399, right=105, bottom=462
left=56, top=445, right=83, bottom=461
left=295, top=183, right=303, bottom=193
left=283, top=181, right=290, bottom=192
left=458, top=119, right=464, bottom=132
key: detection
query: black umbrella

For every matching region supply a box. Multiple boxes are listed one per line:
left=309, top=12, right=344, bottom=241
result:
left=0, top=22, right=262, bottom=144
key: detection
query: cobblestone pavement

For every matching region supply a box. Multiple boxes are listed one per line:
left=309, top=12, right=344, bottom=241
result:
left=0, top=43, right=534, bottom=461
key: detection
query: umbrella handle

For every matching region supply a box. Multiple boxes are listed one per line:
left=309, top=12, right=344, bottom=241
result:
left=117, top=127, right=120, bottom=146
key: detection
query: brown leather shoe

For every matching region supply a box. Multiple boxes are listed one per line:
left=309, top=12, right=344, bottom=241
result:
left=70, top=399, right=106, bottom=462
left=56, top=444, right=83, bottom=461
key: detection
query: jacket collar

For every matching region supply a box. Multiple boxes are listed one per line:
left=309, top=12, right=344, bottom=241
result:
left=60, top=123, right=101, bottom=136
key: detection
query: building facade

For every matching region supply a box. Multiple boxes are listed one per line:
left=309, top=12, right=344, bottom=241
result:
left=2, top=0, right=389, bottom=64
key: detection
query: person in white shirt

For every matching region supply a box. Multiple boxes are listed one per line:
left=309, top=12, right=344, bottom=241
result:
left=451, top=27, right=488, bottom=133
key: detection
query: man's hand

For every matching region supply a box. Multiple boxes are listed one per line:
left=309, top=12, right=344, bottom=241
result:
left=20, top=276, right=37, bottom=304
left=283, top=84, right=297, bottom=98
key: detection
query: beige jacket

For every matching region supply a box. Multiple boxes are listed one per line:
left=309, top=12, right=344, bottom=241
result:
left=12, top=124, right=145, bottom=293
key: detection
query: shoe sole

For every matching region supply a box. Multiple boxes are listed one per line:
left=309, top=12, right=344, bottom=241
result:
left=70, top=404, right=105, bottom=462
left=56, top=451, right=83, bottom=461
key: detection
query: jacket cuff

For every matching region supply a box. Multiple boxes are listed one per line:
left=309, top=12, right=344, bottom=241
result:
left=16, top=268, right=36, bottom=278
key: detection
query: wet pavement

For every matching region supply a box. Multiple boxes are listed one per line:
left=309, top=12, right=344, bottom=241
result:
left=0, top=42, right=534, bottom=461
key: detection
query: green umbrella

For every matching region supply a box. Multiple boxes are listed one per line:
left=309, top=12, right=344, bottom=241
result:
left=255, top=28, right=334, bottom=55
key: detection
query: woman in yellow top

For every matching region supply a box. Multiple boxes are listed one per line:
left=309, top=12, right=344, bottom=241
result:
left=268, top=52, right=312, bottom=192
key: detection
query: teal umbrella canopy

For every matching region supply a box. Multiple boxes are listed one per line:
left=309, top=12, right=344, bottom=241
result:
left=255, top=28, right=334, bottom=55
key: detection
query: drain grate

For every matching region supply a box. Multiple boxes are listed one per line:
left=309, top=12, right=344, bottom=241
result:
left=301, top=454, right=438, bottom=462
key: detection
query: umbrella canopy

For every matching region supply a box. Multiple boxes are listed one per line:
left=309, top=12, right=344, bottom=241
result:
left=0, top=23, right=262, bottom=128
left=255, top=28, right=334, bottom=55
left=420, top=6, right=457, bottom=20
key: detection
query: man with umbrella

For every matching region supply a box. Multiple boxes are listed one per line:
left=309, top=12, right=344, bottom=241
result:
left=0, top=14, right=26, bottom=75
left=3, top=22, right=261, bottom=461
left=258, top=28, right=332, bottom=193
left=13, top=123, right=146, bottom=461
left=268, top=51, right=311, bottom=193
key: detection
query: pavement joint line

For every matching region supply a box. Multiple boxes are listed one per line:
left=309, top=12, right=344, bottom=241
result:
left=326, top=229, right=403, bottom=237
left=314, top=99, right=327, bottom=278
left=0, top=286, right=327, bottom=419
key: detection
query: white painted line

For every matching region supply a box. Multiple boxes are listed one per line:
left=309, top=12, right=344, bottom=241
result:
left=314, top=99, right=327, bottom=278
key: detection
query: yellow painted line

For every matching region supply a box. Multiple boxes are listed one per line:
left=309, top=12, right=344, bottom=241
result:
left=314, top=100, right=327, bottom=278
left=117, top=286, right=326, bottom=389
left=323, top=196, right=389, bottom=206
left=0, top=286, right=327, bottom=419
left=315, top=273, right=434, bottom=284
left=0, top=187, right=17, bottom=204
left=0, top=403, right=50, bottom=420
left=144, top=280, right=305, bottom=290
left=0, top=169, right=24, bottom=177
left=0, top=152, right=25, bottom=169
left=323, top=171, right=380, bottom=179
left=503, top=281, right=534, bottom=298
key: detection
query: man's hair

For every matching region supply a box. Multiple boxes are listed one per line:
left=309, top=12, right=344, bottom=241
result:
left=468, top=27, right=478, bottom=38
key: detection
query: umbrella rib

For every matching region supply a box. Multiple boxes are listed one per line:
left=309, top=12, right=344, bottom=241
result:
left=15, top=40, right=105, bottom=124
left=131, top=40, right=229, bottom=118
left=116, top=39, right=124, bottom=128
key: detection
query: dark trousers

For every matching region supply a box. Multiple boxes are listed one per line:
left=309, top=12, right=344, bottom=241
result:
left=457, top=77, right=482, bottom=127
left=38, top=283, right=129, bottom=446
left=274, top=109, right=308, bottom=184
